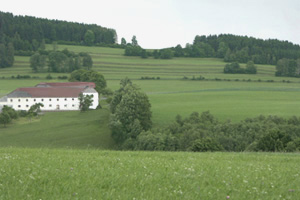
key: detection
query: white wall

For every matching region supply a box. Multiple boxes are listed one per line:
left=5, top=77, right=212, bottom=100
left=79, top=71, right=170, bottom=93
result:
left=7, top=97, right=80, bottom=111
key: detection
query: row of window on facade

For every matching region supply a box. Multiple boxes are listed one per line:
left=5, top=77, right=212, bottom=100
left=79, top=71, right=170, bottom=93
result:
left=10, top=98, right=75, bottom=102
left=17, top=104, right=76, bottom=108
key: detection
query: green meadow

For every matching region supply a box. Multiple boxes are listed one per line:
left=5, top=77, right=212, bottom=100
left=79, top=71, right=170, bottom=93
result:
left=1, top=44, right=300, bottom=125
left=0, top=44, right=299, bottom=161
left=1, top=44, right=300, bottom=199
left=0, top=109, right=114, bottom=149
left=1, top=148, right=299, bottom=199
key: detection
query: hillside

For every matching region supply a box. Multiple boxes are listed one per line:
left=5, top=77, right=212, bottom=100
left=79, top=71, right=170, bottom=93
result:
left=0, top=11, right=117, bottom=53
left=0, top=109, right=114, bottom=149
left=1, top=45, right=300, bottom=123
left=1, top=45, right=300, bottom=148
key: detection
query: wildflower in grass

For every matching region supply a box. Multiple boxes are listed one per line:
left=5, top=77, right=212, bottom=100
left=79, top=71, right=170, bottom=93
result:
left=70, top=167, right=74, bottom=171
left=226, top=195, right=230, bottom=199
left=288, top=189, right=295, bottom=192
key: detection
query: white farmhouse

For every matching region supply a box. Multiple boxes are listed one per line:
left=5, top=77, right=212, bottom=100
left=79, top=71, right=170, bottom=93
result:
left=0, top=82, right=99, bottom=111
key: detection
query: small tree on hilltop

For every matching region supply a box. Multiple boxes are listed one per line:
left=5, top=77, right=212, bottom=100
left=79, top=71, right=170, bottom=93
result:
left=131, top=35, right=138, bottom=46
left=79, top=93, right=94, bottom=112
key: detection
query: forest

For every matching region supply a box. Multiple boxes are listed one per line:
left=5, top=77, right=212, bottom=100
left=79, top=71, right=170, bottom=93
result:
left=124, top=34, right=300, bottom=66
left=0, top=11, right=117, bottom=55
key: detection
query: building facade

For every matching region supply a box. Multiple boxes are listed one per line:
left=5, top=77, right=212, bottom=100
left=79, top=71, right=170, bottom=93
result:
left=0, top=82, right=99, bottom=111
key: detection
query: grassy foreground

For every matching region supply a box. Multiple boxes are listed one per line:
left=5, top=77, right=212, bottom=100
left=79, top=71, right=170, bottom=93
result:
left=0, top=148, right=299, bottom=199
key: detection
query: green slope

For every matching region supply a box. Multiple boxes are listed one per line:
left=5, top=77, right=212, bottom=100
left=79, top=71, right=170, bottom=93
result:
left=0, top=109, right=115, bottom=149
left=1, top=44, right=300, bottom=145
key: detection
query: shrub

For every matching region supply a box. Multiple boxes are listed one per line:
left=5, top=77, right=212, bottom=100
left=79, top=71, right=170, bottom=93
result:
left=191, top=137, right=223, bottom=152
left=46, top=74, right=53, bottom=79
left=58, top=76, right=68, bottom=79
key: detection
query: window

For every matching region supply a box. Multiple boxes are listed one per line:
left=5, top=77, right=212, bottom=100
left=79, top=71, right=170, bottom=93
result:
left=18, top=99, right=20, bottom=102
left=49, top=99, right=52, bottom=101
left=64, top=104, right=67, bottom=108
left=72, top=104, right=75, bottom=107
left=41, top=99, right=44, bottom=102
left=18, top=105, right=21, bottom=108
left=57, top=99, right=59, bottom=101
left=26, top=105, right=29, bottom=108
left=26, top=99, right=28, bottom=102
left=72, top=98, right=74, bottom=101
left=49, top=104, right=52, bottom=107
left=34, top=99, right=36, bottom=102
left=10, top=99, right=13, bottom=102
left=64, top=98, right=67, bottom=101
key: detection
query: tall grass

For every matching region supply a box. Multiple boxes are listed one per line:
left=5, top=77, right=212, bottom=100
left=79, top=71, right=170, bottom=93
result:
left=1, top=148, right=299, bottom=199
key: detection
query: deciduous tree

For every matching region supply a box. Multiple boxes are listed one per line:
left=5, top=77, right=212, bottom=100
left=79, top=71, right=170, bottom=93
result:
left=0, top=111, right=11, bottom=127
left=110, top=78, right=152, bottom=144
left=79, top=93, right=94, bottom=112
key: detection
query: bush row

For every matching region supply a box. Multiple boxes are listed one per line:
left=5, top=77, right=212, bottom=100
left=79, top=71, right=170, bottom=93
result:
left=140, top=76, right=160, bottom=80
left=183, top=76, right=294, bottom=83
left=4, top=75, right=69, bottom=80
left=121, top=111, right=300, bottom=152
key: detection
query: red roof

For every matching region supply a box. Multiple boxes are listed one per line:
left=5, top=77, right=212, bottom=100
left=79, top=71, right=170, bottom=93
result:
left=37, top=82, right=96, bottom=88
left=15, top=87, right=85, bottom=98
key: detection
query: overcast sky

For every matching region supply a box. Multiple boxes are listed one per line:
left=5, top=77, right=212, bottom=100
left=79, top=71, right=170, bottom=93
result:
left=2, top=0, right=300, bottom=49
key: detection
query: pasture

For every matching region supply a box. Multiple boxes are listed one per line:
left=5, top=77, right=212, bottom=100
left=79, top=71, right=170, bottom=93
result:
left=1, top=44, right=300, bottom=200
left=1, top=44, right=300, bottom=125
left=0, top=109, right=114, bottom=149
left=1, top=148, right=299, bottom=199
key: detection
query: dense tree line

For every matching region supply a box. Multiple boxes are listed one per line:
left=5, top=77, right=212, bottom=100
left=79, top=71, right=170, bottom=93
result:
left=183, top=34, right=300, bottom=65
left=0, top=11, right=117, bottom=54
left=30, top=49, right=92, bottom=73
left=275, top=58, right=300, bottom=77
left=123, top=34, right=300, bottom=65
left=119, top=111, right=300, bottom=152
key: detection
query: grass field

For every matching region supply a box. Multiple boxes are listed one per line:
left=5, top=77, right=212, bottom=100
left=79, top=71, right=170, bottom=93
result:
left=0, top=45, right=300, bottom=200
left=1, top=148, right=299, bottom=199
left=0, top=109, right=114, bottom=149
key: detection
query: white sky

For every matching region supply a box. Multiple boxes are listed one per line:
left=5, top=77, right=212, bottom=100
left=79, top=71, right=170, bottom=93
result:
left=2, top=0, right=300, bottom=49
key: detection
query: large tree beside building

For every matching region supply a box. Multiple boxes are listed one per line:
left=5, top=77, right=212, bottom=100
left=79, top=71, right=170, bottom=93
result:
left=109, top=78, right=152, bottom=144
left=69, top=69, right=107, bottom=94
